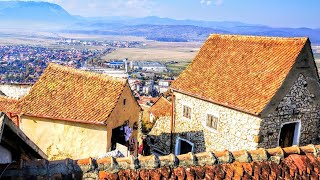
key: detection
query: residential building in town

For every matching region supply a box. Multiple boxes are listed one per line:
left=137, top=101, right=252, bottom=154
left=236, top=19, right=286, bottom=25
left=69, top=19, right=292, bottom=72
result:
left=10, top=63, right=141, bottom=160
left=142, top=85, right=152, bottom=95
left=158, top=80, right=171, bottom=87
left=153, top=34, right=320, bottom=155
left=132, top=61, right=167, bottom=72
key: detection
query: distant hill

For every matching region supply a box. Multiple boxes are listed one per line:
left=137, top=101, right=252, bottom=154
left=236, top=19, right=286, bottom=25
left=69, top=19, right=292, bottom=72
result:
left=0, top=1, right=75, bottom=29
left=70, top=16, right=320, bottom=44
left=0, top=1, right=319, bottom=44
left=65, top=24, right=229, bottom=42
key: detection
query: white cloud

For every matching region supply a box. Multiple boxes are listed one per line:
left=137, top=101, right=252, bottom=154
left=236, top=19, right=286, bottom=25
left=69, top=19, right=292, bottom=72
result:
left=200, top=0, right=223, bottom=6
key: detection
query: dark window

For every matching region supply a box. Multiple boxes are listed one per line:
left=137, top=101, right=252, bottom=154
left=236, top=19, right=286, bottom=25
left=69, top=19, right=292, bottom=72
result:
left=183, top=105, right=191, bottom=119
left=279, top=123, right=297, bottom=148
left=111, top=126, right=126, bottom=150
left=180, top=140, right=193, bottom=154
left=123, top=99, right=126, bottom=105
left=206, top=114, right=218, bottom=130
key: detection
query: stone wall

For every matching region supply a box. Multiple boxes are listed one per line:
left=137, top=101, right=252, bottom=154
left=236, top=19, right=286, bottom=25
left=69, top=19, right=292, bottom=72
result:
left=173, top=92, right=262, bottom=153
left=148, top=117, right=171, bottom=154
left=149, top=116, right=171, bottom=136
left=259, top=74, right=320, bottom=148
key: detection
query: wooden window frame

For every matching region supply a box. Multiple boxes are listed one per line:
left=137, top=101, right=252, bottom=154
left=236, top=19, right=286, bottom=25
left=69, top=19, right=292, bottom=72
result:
left=182, top=105, right=191, bottom=119
left=206, top=114, right=219, bottom=131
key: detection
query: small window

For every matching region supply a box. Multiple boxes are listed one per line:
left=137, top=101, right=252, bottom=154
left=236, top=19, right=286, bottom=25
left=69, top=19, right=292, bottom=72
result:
left=123, top=99, right=126, bottom=105
left=206, top=114, right=218, bottom=130
left=183, top=105, right=191, bottom=119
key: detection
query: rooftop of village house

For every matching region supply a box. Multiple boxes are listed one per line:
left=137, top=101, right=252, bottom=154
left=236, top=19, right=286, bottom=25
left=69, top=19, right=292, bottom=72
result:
left=149, top=96, right=172, bottom=117
left=170, top=34, right=310, bottom=115
left=0, top=95, right=19, bottom=113
left=7, top=63, right=130, bottom=125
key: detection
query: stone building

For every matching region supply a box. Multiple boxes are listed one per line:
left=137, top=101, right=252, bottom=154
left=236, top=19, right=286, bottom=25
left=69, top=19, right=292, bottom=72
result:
left=6, top=63, right=141, bottom=160
left=166, top=34, right=320, bottom=154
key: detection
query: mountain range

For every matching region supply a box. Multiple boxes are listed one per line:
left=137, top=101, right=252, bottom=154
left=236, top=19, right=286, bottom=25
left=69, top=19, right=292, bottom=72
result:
left=0, top=1, right=319, bottom=44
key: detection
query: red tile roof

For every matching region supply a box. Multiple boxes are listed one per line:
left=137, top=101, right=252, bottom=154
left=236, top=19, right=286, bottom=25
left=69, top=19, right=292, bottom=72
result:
left=0, top=95, right=19, bottom=113
left=170, top=34, right=308, bottom=115
left=2, top=144, right=320, bottom=179
left=139, top=96, right=158, bottom=103
left=149, top=96, right=172, bottom=117
left=0, top=96, right=20, bottom=126
left=18, top=63, right=127, bottom=125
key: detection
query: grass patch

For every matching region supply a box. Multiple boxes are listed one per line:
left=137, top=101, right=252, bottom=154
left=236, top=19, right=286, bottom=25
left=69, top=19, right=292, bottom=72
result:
left=166, top=61, right=191, bottom=76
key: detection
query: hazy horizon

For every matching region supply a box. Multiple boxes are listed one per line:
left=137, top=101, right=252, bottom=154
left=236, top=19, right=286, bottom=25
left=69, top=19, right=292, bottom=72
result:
left=0, top=0, right=319, bottom=28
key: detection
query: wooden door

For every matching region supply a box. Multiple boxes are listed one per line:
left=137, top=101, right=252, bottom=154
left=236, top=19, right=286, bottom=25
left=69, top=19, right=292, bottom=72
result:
left=279, top=123, right=296, bottom=148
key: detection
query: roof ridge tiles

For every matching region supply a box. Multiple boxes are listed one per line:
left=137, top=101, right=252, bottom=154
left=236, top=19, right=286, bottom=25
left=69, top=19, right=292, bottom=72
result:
left=5, top=144, right=320, bottom=178
left=208, top=34, right=309, bottom=41
left=71, top=144, right=320, bottom=173
left=47, top=63, right=126, bottom=84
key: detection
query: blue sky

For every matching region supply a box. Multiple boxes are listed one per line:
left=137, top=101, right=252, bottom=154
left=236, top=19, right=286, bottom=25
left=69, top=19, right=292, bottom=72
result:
left=6, top=0, right=320, bottom=28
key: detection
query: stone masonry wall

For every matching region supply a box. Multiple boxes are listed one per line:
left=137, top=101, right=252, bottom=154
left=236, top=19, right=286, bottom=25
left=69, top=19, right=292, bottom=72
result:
left=173, top=92, right=262, bottom=153
left=259, top=74, right=320, bottom=148
left=148, top=116, right=172, bottom=154
left=149, top=116, right=171, bottom=136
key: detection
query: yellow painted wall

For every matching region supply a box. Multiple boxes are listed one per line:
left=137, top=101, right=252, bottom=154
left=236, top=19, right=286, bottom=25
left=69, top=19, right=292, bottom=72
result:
left=20, top=115, right=108, bottom=160
left=19, top=83, right=141, bottom=160
left=106, top=83, right=141, bottom=151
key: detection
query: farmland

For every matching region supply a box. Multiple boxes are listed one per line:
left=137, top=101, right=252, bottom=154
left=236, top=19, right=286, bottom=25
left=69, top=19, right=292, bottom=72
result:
left=102, top=41, right=201, bottom=62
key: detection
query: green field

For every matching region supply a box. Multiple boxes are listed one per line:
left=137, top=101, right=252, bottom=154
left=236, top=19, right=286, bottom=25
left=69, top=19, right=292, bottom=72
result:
left=166, top=61, right=191, bottom=76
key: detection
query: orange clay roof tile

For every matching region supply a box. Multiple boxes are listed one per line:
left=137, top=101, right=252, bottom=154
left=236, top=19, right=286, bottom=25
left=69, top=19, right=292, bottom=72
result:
left=18, top=63, right=127, bottom=125
left=0, top=95, right=19, bottom=113
left=170, top=34, right=308, bottom=115
left=149, top=96, right=172, bottom=117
